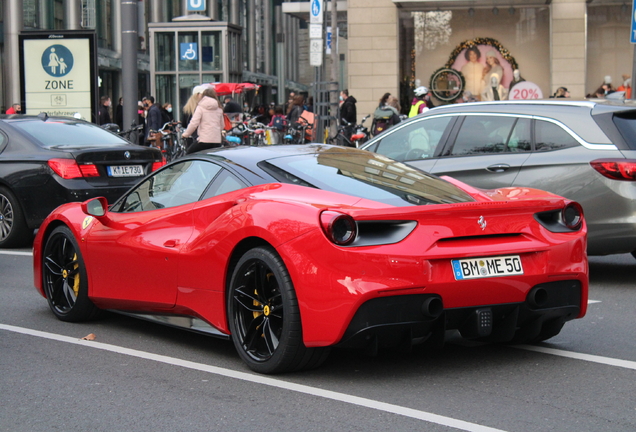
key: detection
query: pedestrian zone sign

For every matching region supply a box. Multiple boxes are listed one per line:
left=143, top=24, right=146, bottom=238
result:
left=310, top=0, right=323, bottom=24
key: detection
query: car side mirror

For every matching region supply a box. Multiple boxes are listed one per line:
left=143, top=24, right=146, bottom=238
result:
left=81, top=197, right=108, bottom=218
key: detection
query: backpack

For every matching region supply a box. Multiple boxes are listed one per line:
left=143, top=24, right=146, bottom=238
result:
left=272, top=115, right=286, bottom=131
left=372, top=106, right=397, bottom=136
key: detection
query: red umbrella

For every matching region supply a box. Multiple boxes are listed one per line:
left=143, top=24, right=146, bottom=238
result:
left=211, top=83, right=261, bottom=96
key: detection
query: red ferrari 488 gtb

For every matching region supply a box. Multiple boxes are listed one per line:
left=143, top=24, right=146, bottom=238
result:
left=33, top=145, right=588, bottom=374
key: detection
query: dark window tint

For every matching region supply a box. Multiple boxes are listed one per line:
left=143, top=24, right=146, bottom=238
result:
left=0, top=132, right=7, bottom=153
left=613, top=113, right=636, bottom=150
left=263, top=148, right=475, bottom=207
left=117, top=160, right=221, bottom=212
left=507, top=118, right=532, bottom=152
left=11, top=120, right=129, bottom=148
left=451, top=116, right=518, bottom=155
left=535, top=120, right=579, bottom=151
left=375, top=116, right=452, bottom=162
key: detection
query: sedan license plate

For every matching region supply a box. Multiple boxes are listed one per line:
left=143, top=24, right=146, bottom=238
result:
left=452, top=255, right=523, bottom=280
left=107, top=165, right=143, bottom=177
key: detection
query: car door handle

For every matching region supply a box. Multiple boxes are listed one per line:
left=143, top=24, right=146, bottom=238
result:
left=486, top=164, right=511, bottom=173
left=163, top=239, right=179, bottom=248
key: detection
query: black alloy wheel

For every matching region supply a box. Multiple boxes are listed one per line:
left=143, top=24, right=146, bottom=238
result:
left=228, top=246, right=329, bottom=374
left=42, top=226, right=100, bottom=322
left=0, top=186, right=29, bottom=248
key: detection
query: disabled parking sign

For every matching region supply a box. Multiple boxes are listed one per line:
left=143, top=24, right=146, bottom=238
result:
left=180, top=43, right=198, bottom=60
left=632, top=0, right=636, bottom=43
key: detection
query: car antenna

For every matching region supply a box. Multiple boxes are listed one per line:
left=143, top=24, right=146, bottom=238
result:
left=38, top=112, right=48, bottom=121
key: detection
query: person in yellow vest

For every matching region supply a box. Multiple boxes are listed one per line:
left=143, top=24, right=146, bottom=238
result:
left=409, top=86, right=432, bottom=118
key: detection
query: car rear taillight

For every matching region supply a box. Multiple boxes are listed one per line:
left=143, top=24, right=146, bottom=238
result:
left=320, top=211, right=357, bottom=245
left=151, top=159, right=166, bottom=172
left=562, top=202, right=583, bottom=230
left=590, top=159, right=636, bottom=181
left=48, top=159, right=99, bottom=179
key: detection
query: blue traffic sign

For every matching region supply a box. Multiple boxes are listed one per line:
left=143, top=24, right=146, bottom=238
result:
left=632, top=0, right=636, bottom=43
left=187, top=0, right=206, bottom=12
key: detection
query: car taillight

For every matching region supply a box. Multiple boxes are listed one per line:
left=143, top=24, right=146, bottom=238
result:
left=151, top=159, right=166, bottom=171
left=561, top=202, right=583, bottom=230
left=48, top=159, right=98, bottom=179
left=320, top=211, right=357, bottom=245
left=590, top=159, right=636, bottom=181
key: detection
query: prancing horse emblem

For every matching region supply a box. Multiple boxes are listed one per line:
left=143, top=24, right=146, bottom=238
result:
left=478, top=216, right=487, bottom=230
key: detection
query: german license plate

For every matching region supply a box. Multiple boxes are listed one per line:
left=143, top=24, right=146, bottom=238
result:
left=451, top=255, right=523, bottom=280
left=107, top=165, right=143, bottom=177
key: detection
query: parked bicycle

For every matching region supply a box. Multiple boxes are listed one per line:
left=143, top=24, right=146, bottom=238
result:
left=327, top=114, right=371, bottom=148
left=284, top=115, right=313, bottom=144
left=148, top=121, right=184, bottom=162
left=118, top=122, right=144, bottom=144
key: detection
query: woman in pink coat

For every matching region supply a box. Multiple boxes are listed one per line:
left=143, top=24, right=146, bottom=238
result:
left=182, top=87, right=223, bottom=154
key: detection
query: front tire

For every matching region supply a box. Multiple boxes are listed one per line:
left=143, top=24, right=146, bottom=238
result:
left=0, top=186, right=29, bottom=248
left=42, top=226, right=100, bottom=322
left=228, top=246, right=328, bottom=374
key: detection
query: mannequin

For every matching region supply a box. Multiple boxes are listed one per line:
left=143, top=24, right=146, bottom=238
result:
left=481, top=73, right=507, bottom=101
left=509, top=69, right=525, bottom=91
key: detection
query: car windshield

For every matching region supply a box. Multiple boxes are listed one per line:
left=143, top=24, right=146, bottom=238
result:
left=11, top=119, right=128, bottom=148
left=262, top=148, right=475, bottom=206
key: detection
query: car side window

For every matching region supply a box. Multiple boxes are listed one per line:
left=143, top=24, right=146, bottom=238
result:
left=451, top=115, right=519, bottom=156
left=374, top=116, right=452, bottom=162
left=201, top=169, right=247, bottom=200
left=507, top=118, right=532, bottom=152
left=118, top=160, right=221, bottom=213
left=0, top=132, right=7, bottom=154
left=535, top=120, right=579, bottom=151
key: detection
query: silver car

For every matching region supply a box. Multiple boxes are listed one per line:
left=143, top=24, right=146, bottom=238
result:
left=361, top=100, right=636, bottom=258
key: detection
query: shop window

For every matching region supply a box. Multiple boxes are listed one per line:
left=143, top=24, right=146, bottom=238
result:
left=156, top=32, right=176, bottom=72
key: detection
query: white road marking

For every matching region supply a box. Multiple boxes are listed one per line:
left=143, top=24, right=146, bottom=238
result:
left=0, top=323, right=506, bottom=432
left=0, top=250, right=32, bottom=256
left=515, top=345, right=636, bottom=370
left=587, top=300, right=601, bottom=304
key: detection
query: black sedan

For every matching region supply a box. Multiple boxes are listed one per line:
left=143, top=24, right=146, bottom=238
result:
left=0, top=114, right=164, bottom=247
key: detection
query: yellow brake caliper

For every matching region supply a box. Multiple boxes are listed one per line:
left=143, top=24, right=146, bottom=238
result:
left=71, top=253, right=80, bottom=297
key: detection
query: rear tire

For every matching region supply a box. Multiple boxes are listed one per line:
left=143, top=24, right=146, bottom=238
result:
left=0, top=186, right=30, bottom=248
left=228, top=246, right=329, bottom=374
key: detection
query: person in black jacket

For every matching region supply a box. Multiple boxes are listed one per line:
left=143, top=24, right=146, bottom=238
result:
left=142, top=96, right=163, bottom=145
left=97, top=96, right=112, bottom=125
left=339, top=90, right=357, bottom=144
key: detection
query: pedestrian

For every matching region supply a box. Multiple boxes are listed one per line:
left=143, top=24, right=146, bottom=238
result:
left=97, top=96, right=112, bottom=125
left=223, top=96, right=242, bottom=122
left=182, top=86, right=224, bottom=154
left=550, top=87, right=570, bottom=98
left=408, top=86, right=431, bottom=118
left=142, top=96, right=163, bottom=147
left=268, top=105, right=287, bottom=144
left=114, top=97, right=124, bottom=130
left=5, top=103, right=21, bottom=114
left=182, top=85, right=211, bottom=146
left=371, top=93, right=400, bottom=136
left=339, top=89, right=357, bottom=126
left=617, top=75, right=632, bottom=99
left=285, top=91, right=296, bottom=113
left=162, top=102, right=174, bottom=122
left=286, top=94, right=305, bottom=127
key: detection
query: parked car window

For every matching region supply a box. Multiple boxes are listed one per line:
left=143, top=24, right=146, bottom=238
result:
left=507, top=118, right=532, bottom=152
left=201, top=169, right=247, bottom=199
left=613, top=113, right=636, bottom=150
left=11, top=119, right=129, bottom=148
left=451, top=115, right=519, bottom=155
left=534, top=120, right=579, bottom=151
left=374, top=116, right=452, bottom=162
left=118, top=160, right=221, bottom=212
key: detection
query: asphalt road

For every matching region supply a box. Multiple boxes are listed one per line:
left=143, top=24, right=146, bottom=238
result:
left=1, top=248, right=635, bottom=432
